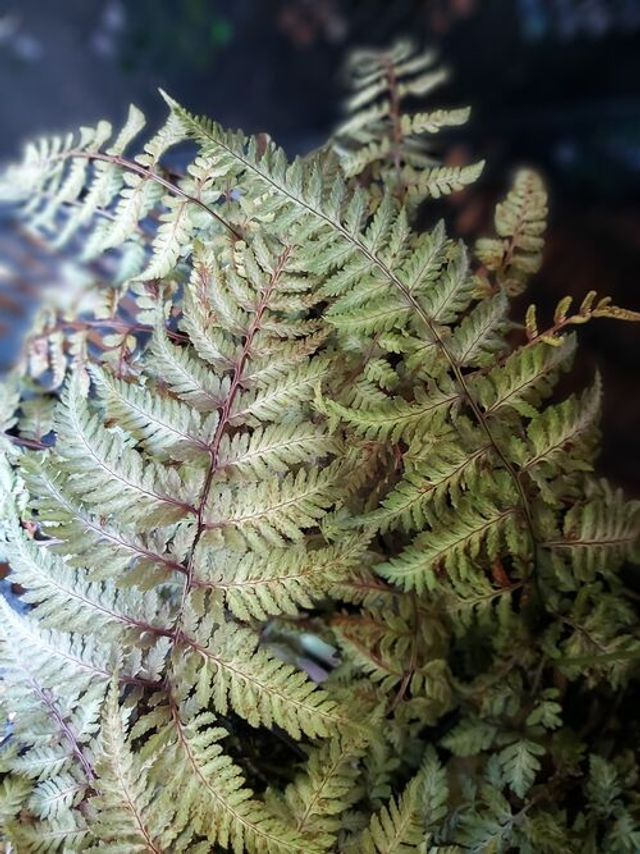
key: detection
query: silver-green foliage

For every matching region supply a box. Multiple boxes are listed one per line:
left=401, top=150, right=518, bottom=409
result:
left=1, top=45, right=640, bottom=854
left=0, top=221, right=373, bottom=851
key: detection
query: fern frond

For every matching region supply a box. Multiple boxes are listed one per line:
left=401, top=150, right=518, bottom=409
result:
left=150, top=323, right=229, bottom=412
left=320, top=385, right=458, bottom=444
left=204, top=465, right=341, bottom=548
left=197, top=535, right=368, bottom=621
left=0, top=616, right=106, bottom=840
left=3, top=65, right=640, bottom=854
left=188, top=622, right=354, bottom=739
left=415, top=241, right=475, bottom=324
left=88, top=680, right=166, bottom=852
left=0, top=597, right=123, bottom=692
left=332, top=39, right=480, bottom=206
left=54, top=376, right=196, bottom=529
left=448, top=290, right=510, bottom=367
left=20, top=456, right=186, bottom=581
left=329, top=593, right=451, bottom=712
left=280, top=735, right=366, bottom=850
left=165, top=94, right=478, bottom=393
left=513, top=378, right=601, bottom=476
left=367, top=438, right=491, bottom=534
left=4, top=814, right=89, bottom=852
left=139, top=192, right=194, bottom=281
left=1, top=103, right=240, bottom=284
left=0, top=776, right=32, bottom=823
left=544, top=479, right=640, bottom=581
left=1, top=519, right=170, bottom=639
left=28, top=773, right=86, bottom=820
left=0, top=596, right=164, bottom=725
left=525, top=289, right=640, bottom=347
left=476, top=169, right=547, bottom=295
left=219, top=422, right=336, bottom=479
left=232, top=359, right=330, bottom=425
left=93, top=365, right=209, bottom=460
left=331, top=616, right=405, bottom=691
left=477, top=335, right=577, bottom=418
left=405, top=160, right=485, bottom=203
left=377, top=482, right=522, bottom=594
left=17, top=395, right=57, bottom=444
left=344, top=775, right=426, bottom=853
left=142, top=704, right=315, bottom=854
left=498, top=739, right=545, bottom=799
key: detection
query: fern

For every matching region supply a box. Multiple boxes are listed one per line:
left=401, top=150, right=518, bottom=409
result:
left=0, top=228, right=371, bottom=851
left=1, top=42, right=640, bottom=854
left=277, top=734, right=366, bottom=850
left=344, top=774, right=426, bottom=853
left=0, top=104, right=244, bottom=398
left=476, top=168, right=548, bottom=296
left=88, top=679, right=166, bottom=852
left=333, top=39, right=483, bottom=207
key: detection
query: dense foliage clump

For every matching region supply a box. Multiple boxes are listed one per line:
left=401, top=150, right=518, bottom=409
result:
left=1, top=41, right=640, bottom=853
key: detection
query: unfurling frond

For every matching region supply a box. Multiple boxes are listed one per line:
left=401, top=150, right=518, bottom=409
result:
left=525, top=289, right=640, bottom=347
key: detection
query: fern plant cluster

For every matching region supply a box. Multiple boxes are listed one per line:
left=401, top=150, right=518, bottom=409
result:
left=1, top=40, right=640, bottom=853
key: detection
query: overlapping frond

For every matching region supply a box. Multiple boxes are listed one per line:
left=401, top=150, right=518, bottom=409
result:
left=545, top=478, right=640, bottom=582
left=0, top=214, right=371, bottom=849
left=280, top=735, right=367, bottom=851
left=196, top=535, right=369, bottom=621
left=88, top=681, right=166, bottom=852
left=188, top=621, right=354, bottom=739
left=138, top=702, right=315, bottom=854
left=475, top=334, right=577, bottom=418
left=0, top=596, right=125, bottom=692
left=0, top=518, right=169, bottom=639
left=55, top=375, right=195, bottom=529
left=0, top=103, right=239, bottom=280
left=377, top=483, right=521, bottom=594
left=204, top=464, right=341, bottom=548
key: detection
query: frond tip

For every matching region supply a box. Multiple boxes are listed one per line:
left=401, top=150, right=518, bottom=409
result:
left=476, top=168, right=547, bottom=295
left=332, top=38, right=482, bottom=206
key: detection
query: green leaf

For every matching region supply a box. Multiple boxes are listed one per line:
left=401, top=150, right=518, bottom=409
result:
left=498, top=739, right=545, bottom=799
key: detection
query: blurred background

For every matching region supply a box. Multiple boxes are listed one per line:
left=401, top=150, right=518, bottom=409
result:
left=1, top=0, right=639, bottom=488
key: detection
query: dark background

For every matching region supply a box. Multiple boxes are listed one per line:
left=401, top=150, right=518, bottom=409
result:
left=1, top=0, right=640, bottom=488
